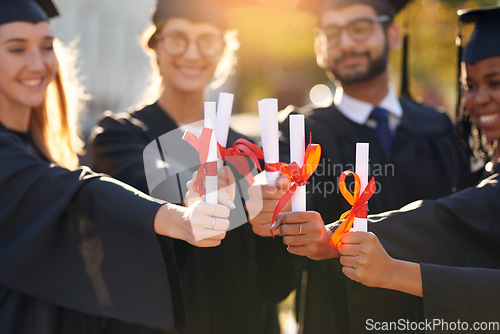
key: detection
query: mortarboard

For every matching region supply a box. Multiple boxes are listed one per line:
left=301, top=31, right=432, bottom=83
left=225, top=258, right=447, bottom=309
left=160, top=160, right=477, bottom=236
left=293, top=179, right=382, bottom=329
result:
left=458, top=6, right=500, bottom=65
left=455, top=6, right=500, bottom=154
left=294, top=0, right=413, bottom=97
left=294, top=0, right=411, bottom=18
left=152, top=0, right=262, bottom=30
left=0, top=0, right=59, bottom=26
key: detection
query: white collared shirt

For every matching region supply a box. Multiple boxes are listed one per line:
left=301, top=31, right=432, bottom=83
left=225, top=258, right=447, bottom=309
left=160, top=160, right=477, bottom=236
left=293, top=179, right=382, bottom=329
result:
left=333, top=87, right=403, bottom=132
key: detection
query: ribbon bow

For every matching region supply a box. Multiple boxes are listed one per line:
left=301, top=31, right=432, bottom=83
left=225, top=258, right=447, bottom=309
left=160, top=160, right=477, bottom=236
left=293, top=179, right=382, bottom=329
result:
left=218, top=139, right=264, bottom=185
left=270, top=139, right=321, bottom=238
left=328, top=171, right=376, bottom=249
left=183, top=128, right=218, bottom=195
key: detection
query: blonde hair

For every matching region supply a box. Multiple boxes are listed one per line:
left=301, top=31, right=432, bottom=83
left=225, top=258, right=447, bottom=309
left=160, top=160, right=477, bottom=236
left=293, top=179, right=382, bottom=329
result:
left=30, top=39, right=85, bottom=170
left=140, top=22, right=240, bottom=104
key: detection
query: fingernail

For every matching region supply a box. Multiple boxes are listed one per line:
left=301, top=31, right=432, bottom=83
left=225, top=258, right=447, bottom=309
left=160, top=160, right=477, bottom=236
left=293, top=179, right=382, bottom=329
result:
left=228, top=200, right=236, bottom=209
left=270, top=220, right=277, bottom=229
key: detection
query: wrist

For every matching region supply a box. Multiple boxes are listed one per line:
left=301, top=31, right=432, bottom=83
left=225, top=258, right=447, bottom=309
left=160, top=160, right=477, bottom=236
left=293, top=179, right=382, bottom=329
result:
left=325, top=228, right=340, bottom=259
left=316, top=228, right=340, bottom=260
left=154, top=203, right=187, bottom=240
left=386, top=259, right=423, bottom=297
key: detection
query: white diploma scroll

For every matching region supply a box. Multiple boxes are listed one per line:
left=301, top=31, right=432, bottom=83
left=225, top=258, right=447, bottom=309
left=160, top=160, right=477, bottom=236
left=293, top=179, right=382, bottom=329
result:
left=215, top=92, right=234, bottom=148
left=289, top=114, right=306, bottom=212
left=354, top=142, right=369, bottom=231
left=204, top=102, right=218, bottom=206
left=258, top=98, right=280, bottom=186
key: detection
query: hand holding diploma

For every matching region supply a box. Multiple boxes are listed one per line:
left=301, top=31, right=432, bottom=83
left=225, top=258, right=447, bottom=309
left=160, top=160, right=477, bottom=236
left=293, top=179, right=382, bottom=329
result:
left=272, top=211, right=340, bottom=260
left=338, top=231, right=423, bottom=297
left=246, top=175, right=292, bottom=237
left=185, top=165, right=236, bottom=207
left=154, top=197, right=234, bottom=247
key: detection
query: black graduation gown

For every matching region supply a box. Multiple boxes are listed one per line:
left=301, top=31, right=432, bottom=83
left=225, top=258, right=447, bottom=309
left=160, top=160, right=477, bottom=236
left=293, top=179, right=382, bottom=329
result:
left=276, top=97, right=468, bottom=333
left=90, top=102, right=280, bottom=334
left=364, top=164, right=500, bottom=330
left=0, top=124, right=184, bottom=333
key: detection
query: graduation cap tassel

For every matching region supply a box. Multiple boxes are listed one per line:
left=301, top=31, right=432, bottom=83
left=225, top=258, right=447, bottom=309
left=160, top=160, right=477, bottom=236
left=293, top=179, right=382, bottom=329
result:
left=400, top=31, right=411, bottom=98
left=400, top=6, right=411, bottom=99
left=455, top=23, right=463, bottom=121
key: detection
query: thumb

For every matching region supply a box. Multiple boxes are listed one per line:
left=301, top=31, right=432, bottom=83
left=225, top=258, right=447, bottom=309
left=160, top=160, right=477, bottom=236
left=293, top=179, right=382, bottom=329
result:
left=276, top=175, right=291, bottom=190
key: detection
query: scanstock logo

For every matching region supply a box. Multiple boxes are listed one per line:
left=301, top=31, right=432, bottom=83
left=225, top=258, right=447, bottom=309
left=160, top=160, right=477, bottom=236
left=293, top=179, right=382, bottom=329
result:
left=143, top=120, right=261, bottom=239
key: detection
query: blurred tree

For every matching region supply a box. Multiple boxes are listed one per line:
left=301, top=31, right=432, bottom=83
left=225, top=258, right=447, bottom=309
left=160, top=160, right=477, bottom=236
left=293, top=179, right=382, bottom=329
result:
left=225, top=0, right=499, bottom=116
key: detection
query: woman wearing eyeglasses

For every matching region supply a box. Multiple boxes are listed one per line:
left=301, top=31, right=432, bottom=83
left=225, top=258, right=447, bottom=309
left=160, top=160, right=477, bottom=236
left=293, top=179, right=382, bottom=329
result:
left=90, top=0, right=281, bottom=333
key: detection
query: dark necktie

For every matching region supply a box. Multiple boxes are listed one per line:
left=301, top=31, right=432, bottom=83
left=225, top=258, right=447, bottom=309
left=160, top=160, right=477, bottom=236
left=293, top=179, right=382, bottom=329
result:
left=369, top=107, right=393, bottom=152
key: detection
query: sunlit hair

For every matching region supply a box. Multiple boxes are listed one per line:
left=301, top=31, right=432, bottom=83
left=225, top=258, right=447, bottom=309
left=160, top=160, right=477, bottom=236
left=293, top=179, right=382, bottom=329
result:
left=30, top=39, right=85, bottom=170
left=139, top=22, right=239, bottom=104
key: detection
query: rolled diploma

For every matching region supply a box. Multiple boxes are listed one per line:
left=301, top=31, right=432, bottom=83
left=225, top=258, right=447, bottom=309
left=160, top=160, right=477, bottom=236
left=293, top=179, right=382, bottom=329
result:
left=289, top=114, right=306, bottom=211
left=204, top=102, right=218, bottom=205
left=354, top=142, right=369, bottom=231
left=258, top=98, right=279, bottom=186
left=215, top=92, right=234, bottom=148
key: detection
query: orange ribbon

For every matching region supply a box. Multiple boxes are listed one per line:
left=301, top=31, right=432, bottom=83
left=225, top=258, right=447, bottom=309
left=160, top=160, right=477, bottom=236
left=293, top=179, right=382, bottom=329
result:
left=328, top=171, right=377, bottom=249
left=218, top=139, right=264, bottom=185
left=270, top=139, right=321, bottom=238
left=182, top=128, right=218, bottom=196
left=264, top=162, right=281, bottom=172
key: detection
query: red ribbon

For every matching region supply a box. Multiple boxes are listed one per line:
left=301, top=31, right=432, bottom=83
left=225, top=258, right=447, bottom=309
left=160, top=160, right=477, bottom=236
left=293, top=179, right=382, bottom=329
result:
left=270, top=140, right=321, bottom=238
left=265, top=162, right=282, bottom=172
left=182, top=128, right=218, bottom=196
left=218, top=139, right=264, bottom=185
left=328, top=171, right=377, bottom=249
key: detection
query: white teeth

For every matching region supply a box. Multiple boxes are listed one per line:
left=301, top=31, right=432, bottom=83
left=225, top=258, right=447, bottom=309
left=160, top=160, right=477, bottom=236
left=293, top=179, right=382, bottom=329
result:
left=479, top=113, right=500, bottom=123
left=22, top=79, right=42, bottom=87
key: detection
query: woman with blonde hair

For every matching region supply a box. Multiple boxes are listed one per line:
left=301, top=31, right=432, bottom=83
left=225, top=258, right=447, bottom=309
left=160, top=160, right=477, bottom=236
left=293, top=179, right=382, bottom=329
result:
left=91, top=0, right=281, bottom=332
left=0, top=0, right=233, bottom=332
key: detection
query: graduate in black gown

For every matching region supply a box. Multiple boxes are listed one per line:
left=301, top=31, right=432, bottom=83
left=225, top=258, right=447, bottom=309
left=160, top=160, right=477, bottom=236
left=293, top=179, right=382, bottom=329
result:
left=245, top=0, right=468, bottom=332
left=276, top=5, right=500, bottom=331
left=0, top=1, right=233, bottom=333
left=90, top=1, right=281, bottom=333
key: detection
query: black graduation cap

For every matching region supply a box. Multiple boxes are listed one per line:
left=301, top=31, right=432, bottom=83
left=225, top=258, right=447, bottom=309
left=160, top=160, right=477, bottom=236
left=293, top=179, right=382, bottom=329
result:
left=455, top=6, right=500, bottom=158
left=294, top=0, right=410, bottom=18
left=152, top=0, right=262, bottom=30
left=0, top=0, right=59, bottom=26
left=458, top=6, right=500, bottom=65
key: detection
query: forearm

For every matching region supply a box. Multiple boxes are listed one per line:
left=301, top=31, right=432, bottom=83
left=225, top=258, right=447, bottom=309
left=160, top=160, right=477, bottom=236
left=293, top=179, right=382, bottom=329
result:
left=154, top=203, right=188, bottom=240
left=386, top=260, right=423, bottom=297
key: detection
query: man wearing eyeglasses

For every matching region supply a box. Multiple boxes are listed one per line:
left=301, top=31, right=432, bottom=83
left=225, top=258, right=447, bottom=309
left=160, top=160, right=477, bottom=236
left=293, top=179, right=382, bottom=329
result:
left=247, top=0, right=468, bottom=333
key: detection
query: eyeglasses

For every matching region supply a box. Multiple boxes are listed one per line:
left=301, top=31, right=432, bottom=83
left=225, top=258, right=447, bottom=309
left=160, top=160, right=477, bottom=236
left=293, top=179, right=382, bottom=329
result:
left=315, top=15, right=391, bottom=48
left=157, top=31, right=224, bottom=58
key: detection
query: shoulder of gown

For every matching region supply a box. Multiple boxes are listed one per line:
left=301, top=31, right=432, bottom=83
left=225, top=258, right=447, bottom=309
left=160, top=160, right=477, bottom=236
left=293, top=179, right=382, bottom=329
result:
left=0, top=128, right=182, bottom=332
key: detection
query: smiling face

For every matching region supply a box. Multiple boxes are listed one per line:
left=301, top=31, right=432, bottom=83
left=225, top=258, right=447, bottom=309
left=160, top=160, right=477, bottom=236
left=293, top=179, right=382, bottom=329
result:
left=154, top=18, right=223, bottom=94
left=465, top=57, right=500, bottom=141
left=0, top=21, right=56, bottom=114
left=315, top=4, right=399, bottom=85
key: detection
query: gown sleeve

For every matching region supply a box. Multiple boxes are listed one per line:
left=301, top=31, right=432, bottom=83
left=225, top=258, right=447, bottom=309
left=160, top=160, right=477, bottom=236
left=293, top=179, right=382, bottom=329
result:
left=368, top=173, right=500, bottom=323
left=421, top=264, right=500, bottom=323
left=0, top=131, right=179, bottom=331
left=90, top=111, right=151, bottom=193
